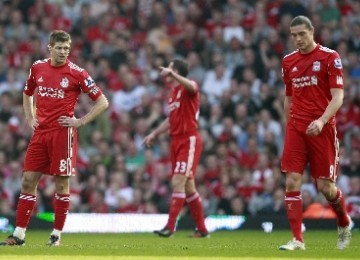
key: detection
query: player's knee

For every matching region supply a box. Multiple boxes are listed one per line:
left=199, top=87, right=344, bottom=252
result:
left=316, top=179, right=336, bottom=199
left=55, top=178, right=70, bottom=194
left=21, top=175, right=37, bottom=192
left=285, top=174, right=302, bottom=191
left=171, top=174, right=186, bottom=192
left=317, top=185, right=334, bottom=199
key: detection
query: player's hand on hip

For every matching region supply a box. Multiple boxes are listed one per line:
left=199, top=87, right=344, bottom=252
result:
left=58, top=116, right=82, bottom=128
left=306, top=119, right=324, bottom=136
left=27, top=117, right=39, bottom=130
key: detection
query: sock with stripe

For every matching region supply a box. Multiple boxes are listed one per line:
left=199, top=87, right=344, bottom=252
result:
left=186, top=192, right=208, bottom=233
left=166, top=192, right=185, bottom=232
left=327, top=188, right=350, bottom=227
left=53, top=193, right=70, bottom=232
left=13, top=193, right=37, bottom=240
left=285, top=191, right=303, bottom=242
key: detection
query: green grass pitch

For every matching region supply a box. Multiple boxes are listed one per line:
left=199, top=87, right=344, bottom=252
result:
left=0, top=230, right=358, bottom=259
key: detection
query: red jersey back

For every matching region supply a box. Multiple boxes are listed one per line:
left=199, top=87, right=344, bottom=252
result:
left=282, top=44, right=344, bottom=127
left=24, top=59, right=102, bottom=131
left=168, top=82, right=200, bottom=136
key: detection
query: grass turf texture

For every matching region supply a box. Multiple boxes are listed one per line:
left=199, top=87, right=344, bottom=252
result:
left=0, top=230, right=358, bottom=259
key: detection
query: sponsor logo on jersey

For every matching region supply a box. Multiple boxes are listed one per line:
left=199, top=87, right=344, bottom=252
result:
left=84, top=76, right=95, bottom=88
left=292, top=76, right=318, bottom=88
left=68, top=62, right=84, bottom=72
left=334, top=58, right=342, bottom=69
left=312, top=61, right=320, bottom=71
left=60, top=77, right=69, bottom=88
left=336, top=76, right=343, bottom=85
left=38, top=86, right=64, bottom=99
left=311, top=75, right=317, bottom=85
left=38, top=76, right=43, bottom=82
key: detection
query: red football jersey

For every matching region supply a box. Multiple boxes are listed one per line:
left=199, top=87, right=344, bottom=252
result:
left=168, top=82, right=200, bottom=136
left=282, top=44, right=344, bottom=127
left=24, top=59, right=102, bottom=131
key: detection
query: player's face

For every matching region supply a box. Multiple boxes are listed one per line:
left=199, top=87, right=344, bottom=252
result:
left=290, top=24, right=315, bottom=54
left=49, top=41, right=70, bottom=66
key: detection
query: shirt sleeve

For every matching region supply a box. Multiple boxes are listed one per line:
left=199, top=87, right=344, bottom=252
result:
left=282, top=60, right=292, bottom=96
left=192, top=80, right=199, bottom=94
left=327, top=52, right=344, bottom=89
left=79, top=69, right=103, bottom=101
left=23, top=64, right=37, bottom=96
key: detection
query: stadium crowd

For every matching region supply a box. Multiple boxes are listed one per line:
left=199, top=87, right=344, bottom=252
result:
left=0, top=0, right=360, bottom=220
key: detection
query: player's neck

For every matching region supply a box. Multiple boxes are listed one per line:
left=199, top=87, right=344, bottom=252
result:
left=50, top=59, right=67, bottom=67
left=300, top=42, right=317, bottom=54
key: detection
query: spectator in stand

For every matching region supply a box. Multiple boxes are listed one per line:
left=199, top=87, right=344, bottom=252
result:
left=347, top=21, right=360, bottom=53
left=346, top=176, right=360, bottom=218
left=223, top=9, right=244, bottom=44
left=111, top=72, right=146, bottom=113
left=186, top=51, right=206, bottom=85
left=202, top=57, right=232, bottom=105
left=342, top=149, right=360, bottom=177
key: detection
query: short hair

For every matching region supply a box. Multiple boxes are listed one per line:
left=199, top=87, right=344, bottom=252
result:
left=290, top=16, right=313, bottom=30
left=48, top=30, right=71, bottom=46
left=171, top=58, right=188, bottom=77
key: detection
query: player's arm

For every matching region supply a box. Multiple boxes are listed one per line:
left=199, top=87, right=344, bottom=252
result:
left=143, top=118, right=170, bottom=147
left=79, top=94, right=109, bottom=126
left=23, top=93, right=38, bottom=130
left=58, top=94, right=109, bottom=128
left=306, top=88, right=344, bottom=136
left=319, top=88, right=344, bottom=124
left=160, top=66, right=197, bottom=94
left=284, top=96, right=292, bottom=123
left=282, top=62, right=292, bottom=124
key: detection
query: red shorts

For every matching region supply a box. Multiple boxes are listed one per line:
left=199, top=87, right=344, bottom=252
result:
left=170, top=133, right=202, bottom=179
left=281, top=122, right=339, bottom=182
left=24, top=127, right=78, bottom=176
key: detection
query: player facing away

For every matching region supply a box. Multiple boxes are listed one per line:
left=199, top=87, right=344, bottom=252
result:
left=279, top=16, right=351, bottom=250
left=143, top=59, right=209, bottom=238
left=0, top=30, right=109, bottom=246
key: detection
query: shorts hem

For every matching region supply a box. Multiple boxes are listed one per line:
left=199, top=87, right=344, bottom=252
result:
left=281, top=168, right=304, bottom=174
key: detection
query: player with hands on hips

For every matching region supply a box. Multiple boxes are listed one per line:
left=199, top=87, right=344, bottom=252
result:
left=0, top=30, right=109, bottom=247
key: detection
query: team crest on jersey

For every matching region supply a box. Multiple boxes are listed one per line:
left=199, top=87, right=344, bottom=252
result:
left=334, top=58, right=342, bottom=69
left=60, top=77, right=69, bottom=88
left=312, top=61, right=320, bottom=71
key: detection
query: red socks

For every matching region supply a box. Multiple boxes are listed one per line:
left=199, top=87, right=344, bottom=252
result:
left=15, top=193, right=36, bottom=228
left=53, top=193, right=70, bottom=231
left=166, top=192, right=185, bottom=231
left=285, top=191, right=303, bottom=242
left=186, top=192, right=208, bottom=233
left=327, top=188, right=350, bottom=227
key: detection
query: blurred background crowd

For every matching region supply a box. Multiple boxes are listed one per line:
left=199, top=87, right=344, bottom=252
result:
left=0, top=0, right=359, bottom=221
